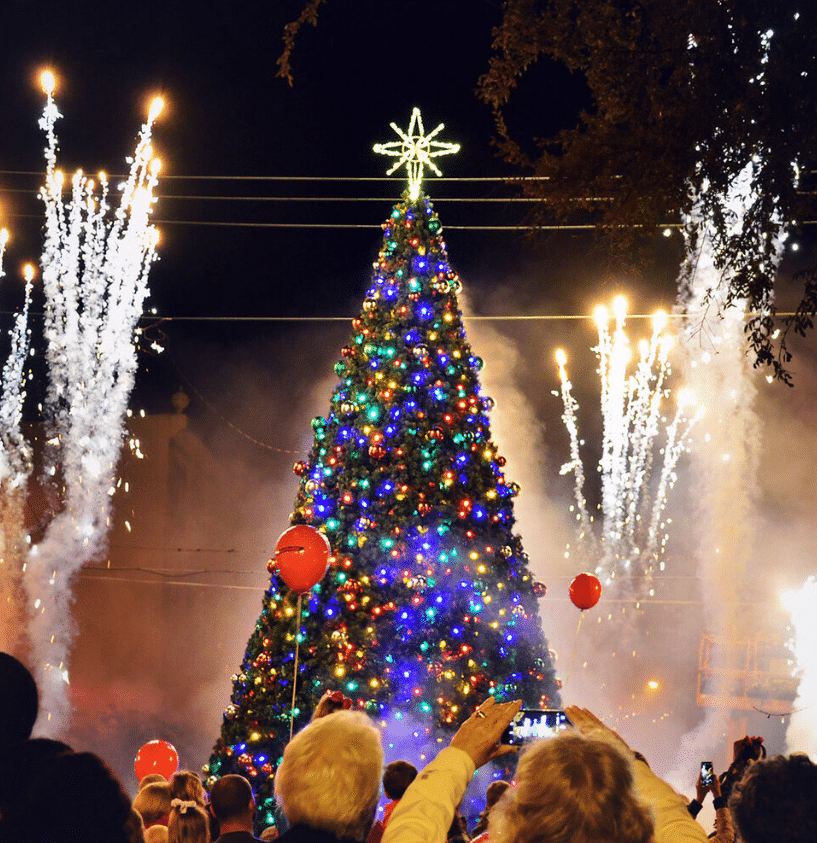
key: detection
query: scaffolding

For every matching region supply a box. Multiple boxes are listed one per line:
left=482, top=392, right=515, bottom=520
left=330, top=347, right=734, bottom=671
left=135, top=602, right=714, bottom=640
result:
left=698, top=634, right=799, bottom=712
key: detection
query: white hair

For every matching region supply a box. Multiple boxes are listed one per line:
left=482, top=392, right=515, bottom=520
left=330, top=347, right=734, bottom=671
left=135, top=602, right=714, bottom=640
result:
left=275, top=710, right=383, bottom=841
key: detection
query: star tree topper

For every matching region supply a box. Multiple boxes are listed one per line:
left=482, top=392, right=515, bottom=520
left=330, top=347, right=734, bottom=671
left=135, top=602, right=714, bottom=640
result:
left=373, top=108, right=460, bottom=201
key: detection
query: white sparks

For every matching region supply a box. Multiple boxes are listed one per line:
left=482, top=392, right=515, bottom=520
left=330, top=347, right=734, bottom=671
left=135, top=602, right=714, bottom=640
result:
left=20, top=77, right=163, bottom=731
left=556, top=300, right=699, bottom=598
left=783, top=577, right=817, bottom=759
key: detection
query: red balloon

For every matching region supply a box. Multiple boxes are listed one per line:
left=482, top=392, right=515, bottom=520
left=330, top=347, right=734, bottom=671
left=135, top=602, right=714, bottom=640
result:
left=134, top=739, right=179, bottom=782
left=274, top=525, right=330, bottom=592
left=569, top=572, right=602, bottom=610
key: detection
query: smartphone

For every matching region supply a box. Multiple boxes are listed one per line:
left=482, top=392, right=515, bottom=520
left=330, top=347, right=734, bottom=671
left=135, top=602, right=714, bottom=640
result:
left=701, top=761, right=714, bottom=786
left=501, top=709, right=572, bottom=745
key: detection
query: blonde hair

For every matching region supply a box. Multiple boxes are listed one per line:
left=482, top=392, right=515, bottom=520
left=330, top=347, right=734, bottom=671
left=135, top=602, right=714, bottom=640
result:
left=275, top=710, right=383, bottom=841
left=168, top=801, right=210, bottom=843
left=490, top=732, right=654, bottom=843
left=133, top=781, right=172, bottom=825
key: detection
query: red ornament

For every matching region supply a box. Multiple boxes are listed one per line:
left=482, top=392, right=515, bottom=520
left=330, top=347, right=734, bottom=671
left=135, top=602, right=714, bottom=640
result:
left=368, top=445, right=387, bottom=460
left=134, top=739, right=179, bottom=782
left=569, top=573, right=602, bottom=610
left=532, top=581, right=547, bottom=597
left=266, top=558, right=278, bottom=574
left=274, top=525, right=331, bottom=593
left=293, top=461, right=308, bottom=476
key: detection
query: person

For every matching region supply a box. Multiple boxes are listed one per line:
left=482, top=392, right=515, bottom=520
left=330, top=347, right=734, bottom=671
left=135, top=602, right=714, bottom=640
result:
left=729, top=752, right=817, bottom=843
left=366, top=761, right=418, bottom=843
left=310, top=689, right=353, bottom=721
left=141, top=773, right=170, bottom=789
left=0, top=737, right=72, bottom=822
left=686, top=765, right=733, bottom=843
left=719, top=735, right=765, bottom=802
left=446, top=810, right=469, bottom=843
left=134, top=780, right=173, bottom=830
left=382, top=700, right=708, bottom=843
left=274, top=709, right=383, bottom=843
left=209, top=774, right=263, bottom=842
left=0, top=749, right=145, bottom=843
left=145, top=827, right=170, bottom=843
left=0, top=652, right=39, bottom=747
left=169, top=797, right=211, bottom=843
left=171, top=770, right=207, bottom=806
left=470, top=780, right=509, bottom=841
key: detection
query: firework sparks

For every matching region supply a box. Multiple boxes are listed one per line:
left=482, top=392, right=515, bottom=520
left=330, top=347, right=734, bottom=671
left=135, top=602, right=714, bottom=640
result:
left=23, top=72, right=163, bottom=729
left=556, top=297, right=701, bottom=599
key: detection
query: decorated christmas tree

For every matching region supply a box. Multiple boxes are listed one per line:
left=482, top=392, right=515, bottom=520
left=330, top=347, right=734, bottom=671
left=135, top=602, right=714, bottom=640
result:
left=205, top=110, right=560, bottom=829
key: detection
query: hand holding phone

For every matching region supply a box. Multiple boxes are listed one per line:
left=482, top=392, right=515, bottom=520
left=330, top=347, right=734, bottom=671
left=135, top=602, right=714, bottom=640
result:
left=501, top=709, right=571, bottom=745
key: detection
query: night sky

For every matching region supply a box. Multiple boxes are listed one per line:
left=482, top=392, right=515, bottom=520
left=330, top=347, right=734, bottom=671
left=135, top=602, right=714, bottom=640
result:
left=2, top=0, right=816, bottom=800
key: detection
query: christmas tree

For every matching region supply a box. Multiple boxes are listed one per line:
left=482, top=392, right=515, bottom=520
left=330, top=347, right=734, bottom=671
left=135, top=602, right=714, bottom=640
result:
left=205, top=111, right=560, bottom=830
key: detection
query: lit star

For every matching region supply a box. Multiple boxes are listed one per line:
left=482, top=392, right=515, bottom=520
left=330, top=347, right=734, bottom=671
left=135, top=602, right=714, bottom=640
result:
left=373, top=108, right=460, bottom=200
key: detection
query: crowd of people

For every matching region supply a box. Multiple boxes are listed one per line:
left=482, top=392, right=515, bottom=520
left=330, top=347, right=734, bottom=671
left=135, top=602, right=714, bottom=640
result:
left=2, top=651, right=816, bottom=843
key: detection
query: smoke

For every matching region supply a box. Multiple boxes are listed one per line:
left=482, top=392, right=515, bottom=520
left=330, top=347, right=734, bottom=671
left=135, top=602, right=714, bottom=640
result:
left=669, top=160, right=787, bottom=770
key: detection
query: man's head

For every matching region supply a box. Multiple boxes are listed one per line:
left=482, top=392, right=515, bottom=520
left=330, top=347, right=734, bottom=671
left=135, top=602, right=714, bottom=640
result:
left=729, top=753, right=817, bottom=843
left=382, top=760, right=417, bottom=801
left=275, top=709, right=383, bottom=841
left=209, top=774, right=255, bottom=828
left=0, top=652, right=39, bottom=746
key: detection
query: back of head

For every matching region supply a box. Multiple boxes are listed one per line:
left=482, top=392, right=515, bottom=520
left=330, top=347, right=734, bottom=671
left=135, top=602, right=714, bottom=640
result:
left=275, top=709, right=383, bottom=841
left=729, top=753, right=817, bottom=843
left=168, top=800, right=210, bottom=843
left=209, top=774, right=254, bottom=825
left=170, top=770, right=206, bottom=805
left=489, top=733, right=653, bottom=843
left=146, top=826, right=170, bottom=843
left=0, top=653, right=39, bottom=747
left=4, top=750, right=135, bottom=843
left=141, top=773, right=169, bottom=790
left=382, top=760, right=418, bottom=801
left=134, top=781, right=173, bottom=826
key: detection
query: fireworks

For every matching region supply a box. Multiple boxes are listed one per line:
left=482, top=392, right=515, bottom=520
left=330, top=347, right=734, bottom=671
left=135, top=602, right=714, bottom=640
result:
left=21, top=71, right=163, bottom=729
left=556, top=297, right=701, bottom=599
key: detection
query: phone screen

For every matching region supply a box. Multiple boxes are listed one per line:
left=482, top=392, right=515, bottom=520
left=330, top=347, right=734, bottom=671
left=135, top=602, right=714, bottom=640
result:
left=501, top=709, right=572, bottom=745
left=701, top=761, right=714, bottom=786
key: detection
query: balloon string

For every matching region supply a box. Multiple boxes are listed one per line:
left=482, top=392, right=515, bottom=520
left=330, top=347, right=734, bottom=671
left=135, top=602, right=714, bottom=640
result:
left=290, top=591, right=303, bottom=741
left=564, top=610, right=586, bottom=691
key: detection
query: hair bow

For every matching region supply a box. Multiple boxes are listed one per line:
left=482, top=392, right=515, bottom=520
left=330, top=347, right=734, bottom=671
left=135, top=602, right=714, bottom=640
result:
left=326, top=690, right=353, bottom=709
left=171, top=798, right=197, bottom=814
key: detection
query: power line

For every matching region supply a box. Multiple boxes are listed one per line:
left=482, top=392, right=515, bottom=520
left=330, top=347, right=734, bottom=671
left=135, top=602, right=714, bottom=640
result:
left=0, top=171, right=542, bottom=182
